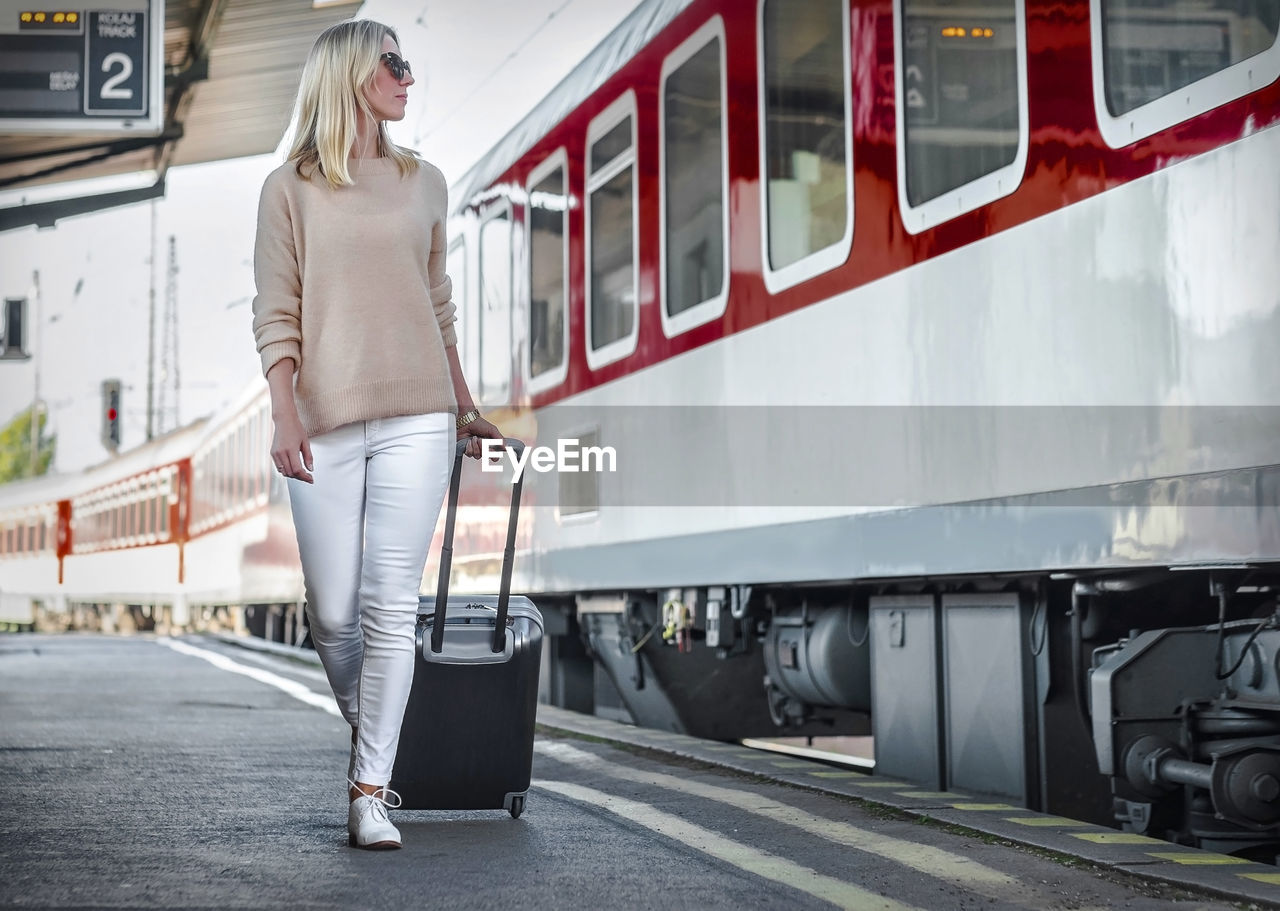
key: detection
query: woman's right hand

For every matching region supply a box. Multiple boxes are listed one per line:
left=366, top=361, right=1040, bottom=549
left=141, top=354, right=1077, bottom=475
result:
left=271, top=411, right=314, bottom=484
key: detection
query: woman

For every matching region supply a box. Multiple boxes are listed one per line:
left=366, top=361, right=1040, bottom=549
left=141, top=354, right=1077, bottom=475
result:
left=250, top=18, right=501, bottom=850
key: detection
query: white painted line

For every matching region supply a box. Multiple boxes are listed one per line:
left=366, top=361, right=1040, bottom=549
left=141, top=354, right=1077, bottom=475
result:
left=157, top=637, right=341, bottom=718
left=537, top=740, right=1067, bottom=909
left=214, top=643, right=331, bottom=683
left=538, top=779, right=919, bottom=911
left=740, top=737, right=875, bottom=770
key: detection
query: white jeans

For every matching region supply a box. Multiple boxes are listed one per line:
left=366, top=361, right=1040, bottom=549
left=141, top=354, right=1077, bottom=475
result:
left=286, top=412, right=454, bottom=784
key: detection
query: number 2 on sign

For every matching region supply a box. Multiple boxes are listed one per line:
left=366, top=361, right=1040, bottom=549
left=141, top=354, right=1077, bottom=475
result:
left=101, top=53, right=133, bottom=99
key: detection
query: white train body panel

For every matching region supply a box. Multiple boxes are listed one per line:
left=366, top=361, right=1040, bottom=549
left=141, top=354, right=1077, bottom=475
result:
left=487, top=124, right=1280, bottom=592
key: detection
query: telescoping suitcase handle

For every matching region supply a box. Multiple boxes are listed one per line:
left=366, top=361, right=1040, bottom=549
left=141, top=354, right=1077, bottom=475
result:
left=431, top=437, right=526, bottom=655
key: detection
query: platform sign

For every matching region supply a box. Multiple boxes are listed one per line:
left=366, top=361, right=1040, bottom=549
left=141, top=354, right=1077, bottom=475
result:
left=0, top=0, right=163, bottom=133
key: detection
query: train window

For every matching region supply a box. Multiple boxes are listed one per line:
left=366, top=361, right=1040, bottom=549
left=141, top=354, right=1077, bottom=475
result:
left=210, top=444, right=221, bottom=519
left=479, top=206, right=513, bottom=405
left=154, top=480, right=162, bottom=535
left=258, top=407, right=270, bottom=503
left=527, top=152, right=568, bottom=391
left=236, top=423, right=247, bottom=510
left=219, top=437, right=230, bottom=516
left=247, top=413, right=259, bottom=504
left=759, top=0, right=853, bottom=292
left=586, top=92, right=639, bottom=369
left=895, top=0, right=1029, bottom=233
left=447, top=239, right=475, bottom=393
left=259, top=408, right=270, bottom=502
left=1093, top=0, right=1280, bottom=146
left=661, top=17, right=730, bottom=336
left=233, top=430, right=242, bottom=512
left=230, top=427, right=241, bottom=512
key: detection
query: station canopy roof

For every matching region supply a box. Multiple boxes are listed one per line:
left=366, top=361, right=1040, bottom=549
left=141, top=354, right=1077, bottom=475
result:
left=0, top=0, right=362, bottom=231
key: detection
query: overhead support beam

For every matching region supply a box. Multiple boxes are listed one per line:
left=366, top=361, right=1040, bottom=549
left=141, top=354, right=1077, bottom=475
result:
left=158, top=0, right=225, bottom=174
left=0, top=177, right=166, bottom=231
left=0, top=129, right=183, bottom=189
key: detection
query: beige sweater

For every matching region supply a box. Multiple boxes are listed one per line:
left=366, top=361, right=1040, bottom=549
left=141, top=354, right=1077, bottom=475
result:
left=251, top=156, right=458, bottom=437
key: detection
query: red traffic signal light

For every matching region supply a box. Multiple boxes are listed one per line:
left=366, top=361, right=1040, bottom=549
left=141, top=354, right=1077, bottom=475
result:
left=101, top=379, right=121, bottom=451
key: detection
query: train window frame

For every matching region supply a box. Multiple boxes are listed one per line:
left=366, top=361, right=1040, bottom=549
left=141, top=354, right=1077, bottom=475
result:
left=893, top=0, right=1031, bottom=234
left=1090, top=0, right=1280, bottom=147
left=160, top=470, right=172, bottom=536
left=525, top=148, right=570, bottom=394
left=447, top=235, right=475, bottom=394
left=585, top=90, right=640, bottom=371
left=756, top=0, right=855, bottom=294
left=660, top=16, right=731, bottom=338
left=478, top=199, right=514, bottom=407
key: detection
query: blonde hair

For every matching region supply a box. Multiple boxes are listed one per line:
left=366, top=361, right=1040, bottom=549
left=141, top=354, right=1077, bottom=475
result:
left=286, top=19, right=420, bottom=188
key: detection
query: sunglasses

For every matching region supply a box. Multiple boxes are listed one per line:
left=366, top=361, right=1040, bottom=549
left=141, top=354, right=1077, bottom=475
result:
left=381, top=52, right=412, bottom=81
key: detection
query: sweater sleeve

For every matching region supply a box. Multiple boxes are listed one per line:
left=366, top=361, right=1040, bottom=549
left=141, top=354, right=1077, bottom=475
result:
left=250, top=172, right=303, bottom=377
left=428, top=196, right=458, bottom=349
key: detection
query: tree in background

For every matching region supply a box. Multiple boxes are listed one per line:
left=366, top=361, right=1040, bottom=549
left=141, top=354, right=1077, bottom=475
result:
left=0, top=406, right=56, bottom=484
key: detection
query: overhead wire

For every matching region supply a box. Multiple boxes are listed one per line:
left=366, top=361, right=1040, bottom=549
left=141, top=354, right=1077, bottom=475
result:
left=412, top=0, right=577, bottom=145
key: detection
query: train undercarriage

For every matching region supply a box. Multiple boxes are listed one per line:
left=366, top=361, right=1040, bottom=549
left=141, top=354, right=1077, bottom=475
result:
left=544, top=567, right=1280, bottom=863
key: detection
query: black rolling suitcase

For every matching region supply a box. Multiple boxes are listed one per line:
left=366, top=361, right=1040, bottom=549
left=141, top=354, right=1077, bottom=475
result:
left=389, top=438, right=543, bottom=818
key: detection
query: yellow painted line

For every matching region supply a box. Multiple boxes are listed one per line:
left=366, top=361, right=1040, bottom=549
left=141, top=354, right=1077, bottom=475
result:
left=1072, top=833, right=1164, bottom=845
left=1146, top=852, right=1252, bottom=865
left=845, top=780, right=906, bottom=787
left=537, top=741, right=1081, bottom=909
left=538, top=780, right=920, bottom=911
left=1004, top=817, right=1093, bottom=828
left=897, top=792, right=956, bottom=799
left=807, top=770, right=870, bottom=779
left=951, top=803, right=1018, bottom=811
left=701, top=744, right=740, bottom=751
left=769, top=760, right=816, bottom=769
left=1240, top=872, right=1280, bottom=884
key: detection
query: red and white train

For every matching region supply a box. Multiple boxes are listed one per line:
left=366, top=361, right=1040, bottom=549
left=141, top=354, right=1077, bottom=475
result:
left=3, top=0, right=1279, bottom=857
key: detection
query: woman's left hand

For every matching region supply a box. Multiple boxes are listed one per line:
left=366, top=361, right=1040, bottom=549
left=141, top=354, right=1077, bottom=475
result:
left=458, top=415, right=504, bottom=460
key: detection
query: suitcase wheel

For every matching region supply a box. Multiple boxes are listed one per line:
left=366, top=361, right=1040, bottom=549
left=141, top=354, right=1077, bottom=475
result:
left=509, top=795, right=525, bottom=819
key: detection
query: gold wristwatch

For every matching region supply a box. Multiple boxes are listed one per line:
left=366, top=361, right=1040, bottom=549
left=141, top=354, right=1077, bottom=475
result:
left=456, top=409, right=481, bottom=430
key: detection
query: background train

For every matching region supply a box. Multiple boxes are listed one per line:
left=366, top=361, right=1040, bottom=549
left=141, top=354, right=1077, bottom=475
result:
left=2, top=0, right=1279, bottom=861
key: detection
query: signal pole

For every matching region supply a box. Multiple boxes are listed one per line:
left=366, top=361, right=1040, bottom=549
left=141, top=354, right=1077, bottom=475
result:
left=158, top=235, right=180, bottom=434
left=29, top=269, right=40, bottom=475
left=146, top=198, right=157, bottom=441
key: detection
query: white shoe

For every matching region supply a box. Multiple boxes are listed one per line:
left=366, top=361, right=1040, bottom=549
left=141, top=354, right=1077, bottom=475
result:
left=347, top=778, right=402, bottom=850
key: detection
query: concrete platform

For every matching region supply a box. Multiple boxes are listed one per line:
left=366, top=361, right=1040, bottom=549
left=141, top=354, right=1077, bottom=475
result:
left=212, top=630, right=1280, bottom=908
left=2, top=631, right=1274, bottom=910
